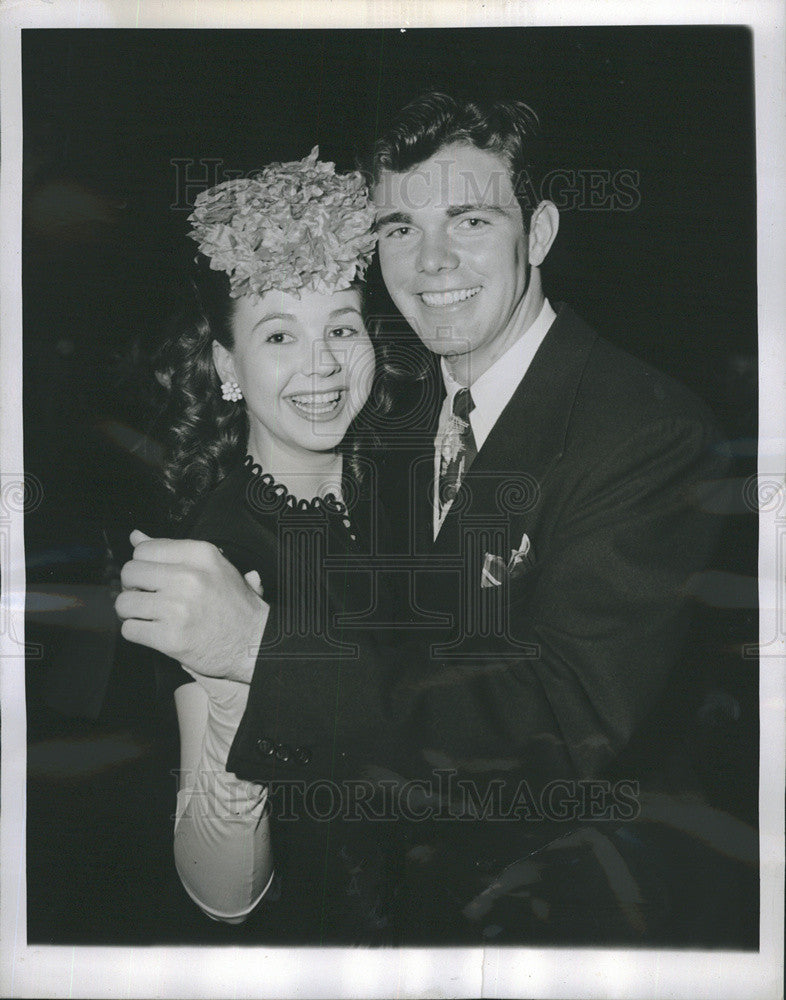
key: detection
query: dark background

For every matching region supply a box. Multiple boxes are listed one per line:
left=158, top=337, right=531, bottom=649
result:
left=22, top=27, right=759, bottom=943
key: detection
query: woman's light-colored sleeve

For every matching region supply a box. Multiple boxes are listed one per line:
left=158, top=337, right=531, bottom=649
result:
left=173, top=678, right=274, bottom=924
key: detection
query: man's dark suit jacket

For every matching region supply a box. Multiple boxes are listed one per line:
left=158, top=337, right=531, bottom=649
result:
left=226, top=303, right=734, bottom=941
left=380, top=302, right=727, bottom=791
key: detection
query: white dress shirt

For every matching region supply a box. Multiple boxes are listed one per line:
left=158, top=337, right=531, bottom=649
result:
left=434, top=298, right=557, bottom=538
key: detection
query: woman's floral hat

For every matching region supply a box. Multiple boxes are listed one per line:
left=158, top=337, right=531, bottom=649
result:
left=188, top=147, right=378, bottom=299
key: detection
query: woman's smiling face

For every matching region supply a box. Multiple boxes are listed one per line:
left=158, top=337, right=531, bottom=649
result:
left=213, top=286, right=375, bottom=464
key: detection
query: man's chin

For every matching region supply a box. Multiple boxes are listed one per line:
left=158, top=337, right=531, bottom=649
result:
left=415, top=330, right=474, bottom=357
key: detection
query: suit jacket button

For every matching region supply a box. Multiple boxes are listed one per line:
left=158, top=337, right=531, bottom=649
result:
left=294, top=746, right=312, bottom=765
left=275, top=743, right=292, bottom=763
left=255, top=737, right=275, bottom=757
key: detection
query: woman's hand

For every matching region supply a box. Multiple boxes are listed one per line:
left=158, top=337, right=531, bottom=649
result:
left=115, top=530, right=268, bottom=685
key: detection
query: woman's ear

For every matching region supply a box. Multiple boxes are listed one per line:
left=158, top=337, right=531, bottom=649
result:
left=528, top=200, right=560, bottom=268
left=212, top=340, right=236, bottom=385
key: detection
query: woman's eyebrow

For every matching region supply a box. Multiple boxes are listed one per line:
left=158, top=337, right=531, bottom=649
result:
left=328, top=307, right=362, bottom=318
left=251, top=311, right=297, bottom=332
left=255, top=311, right=297, bottom=323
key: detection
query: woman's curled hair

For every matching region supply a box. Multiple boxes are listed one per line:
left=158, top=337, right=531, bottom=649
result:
left=155, top=255, right=248, bottom=523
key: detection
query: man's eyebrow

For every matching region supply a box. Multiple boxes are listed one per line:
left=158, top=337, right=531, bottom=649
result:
left=445, top=203, right=509, bottom=218
left=374, top=210, right=412, bottom=231
left=374, top=204, right=510, bottom=231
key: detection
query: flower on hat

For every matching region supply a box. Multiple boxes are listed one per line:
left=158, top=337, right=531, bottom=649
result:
left=188, top=147, right=378, bottom=299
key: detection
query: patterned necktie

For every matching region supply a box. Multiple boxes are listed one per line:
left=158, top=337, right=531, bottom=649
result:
left=438, top=387, right=478, bottom=508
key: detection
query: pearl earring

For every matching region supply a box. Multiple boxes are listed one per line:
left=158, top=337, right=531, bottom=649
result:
left=220, top=379, right=243, bottom=402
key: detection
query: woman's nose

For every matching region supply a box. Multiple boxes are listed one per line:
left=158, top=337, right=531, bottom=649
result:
left=303, top=339, right=342, bottom=378
left=416, top=230, right=459, bottom=274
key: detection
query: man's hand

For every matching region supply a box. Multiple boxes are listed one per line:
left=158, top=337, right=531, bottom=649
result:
left=115, top=530, right=268, bottom=685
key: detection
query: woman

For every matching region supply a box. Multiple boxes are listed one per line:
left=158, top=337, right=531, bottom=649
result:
left=149, top=149, right=402, bottom=941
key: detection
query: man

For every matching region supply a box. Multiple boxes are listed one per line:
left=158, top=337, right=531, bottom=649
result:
left=360, top=94, right=743, bottom=942
left=118, top=94, right=747, bottom=943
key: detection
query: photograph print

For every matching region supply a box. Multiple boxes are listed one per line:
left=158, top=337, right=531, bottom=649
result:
left=17, top=24, right=762, bottom=956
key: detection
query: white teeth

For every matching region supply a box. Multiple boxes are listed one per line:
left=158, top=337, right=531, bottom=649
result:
left=290, top=391, right=341, bottom=404
left=289, top=390, right=343, bottom=415
left=420, top=287, right=481, bottom=307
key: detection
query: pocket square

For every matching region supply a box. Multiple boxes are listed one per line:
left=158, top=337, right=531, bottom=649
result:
left=481, top=533, right=533, bottom=588
left=481, top=553, right=508, bottom=589
left=508, top=532, right=533, bottom=579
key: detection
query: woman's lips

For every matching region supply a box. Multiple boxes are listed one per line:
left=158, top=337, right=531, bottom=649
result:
left=287, top=389, right=345, bottom=420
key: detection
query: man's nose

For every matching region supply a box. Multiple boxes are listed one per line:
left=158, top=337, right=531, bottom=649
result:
left=416, top=230, right=459, bottom=274
left=303, top=339, right=342, bottom=378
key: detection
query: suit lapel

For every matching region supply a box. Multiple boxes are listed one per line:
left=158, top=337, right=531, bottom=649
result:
left=434, top=304, right=598, bottom=545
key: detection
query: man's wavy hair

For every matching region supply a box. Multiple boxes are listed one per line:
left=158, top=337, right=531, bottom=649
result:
left=156, top=252, right=391, bottom=524
left=370, top=91, right=544, bottom=230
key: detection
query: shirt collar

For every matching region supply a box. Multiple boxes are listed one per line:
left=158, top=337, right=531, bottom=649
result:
left=440, top=298, right=556, bottom=450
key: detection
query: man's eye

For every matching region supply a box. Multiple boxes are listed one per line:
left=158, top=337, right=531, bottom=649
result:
left=458, top=217, right=489, bottom=229
left=265, top=332, right=294, bottom=345
left=384, top=226, right=413, bottom=239
left=329, top=326, right=359, bottom=339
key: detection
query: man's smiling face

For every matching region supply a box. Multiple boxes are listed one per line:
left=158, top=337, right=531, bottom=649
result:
left=373, top=142, right=534, bottom=381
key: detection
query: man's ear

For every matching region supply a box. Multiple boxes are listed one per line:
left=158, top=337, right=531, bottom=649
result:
left=528, top=200, right=560, bottom=268
left=212, top=340, right=236, bottom=385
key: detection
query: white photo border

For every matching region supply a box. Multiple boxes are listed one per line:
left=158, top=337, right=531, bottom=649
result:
left=1, top=2, right=783, bottom=998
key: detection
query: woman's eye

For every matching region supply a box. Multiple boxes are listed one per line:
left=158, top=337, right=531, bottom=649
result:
left=329, top=326, right=359, bottom=339
left=265, top=332, right=293, bottom=345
